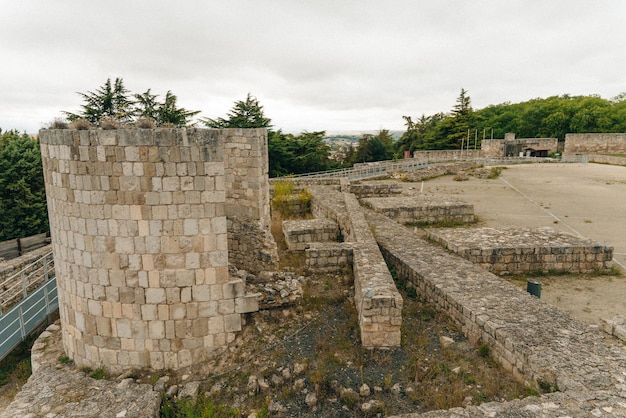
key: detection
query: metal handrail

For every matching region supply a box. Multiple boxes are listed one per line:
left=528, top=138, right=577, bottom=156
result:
left=273, top=154, right=588, bottom=181
left=0, top=251, right=55, bottom=314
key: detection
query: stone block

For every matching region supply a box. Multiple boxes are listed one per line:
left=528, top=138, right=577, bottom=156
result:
left=235, top=295, right=260, bottom=313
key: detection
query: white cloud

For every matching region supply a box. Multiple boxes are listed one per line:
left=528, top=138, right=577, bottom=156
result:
left=1, top=0, right=624, bottom=133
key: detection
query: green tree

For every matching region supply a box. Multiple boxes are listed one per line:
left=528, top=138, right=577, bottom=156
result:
left=202, top=93, right=272, bottom=129
left=64, top=77, right=134, bottom=124
left=155, top=91, right=201, bottom=127
left=268, top=131, right=339, bottom=177
left=447, top=88, right=474, bottom=148
left=0, top=130, right=48, bottom=241
left=350, top=131, right=394, bottom=164
left=133, top=89, right=159, bottom=120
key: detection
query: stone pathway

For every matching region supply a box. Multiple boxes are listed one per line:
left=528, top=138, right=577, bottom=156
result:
left=1, top=323, right=160, bottom=418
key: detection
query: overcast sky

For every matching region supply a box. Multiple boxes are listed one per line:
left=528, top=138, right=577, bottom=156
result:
left=1, top=1, right=624, bottom=134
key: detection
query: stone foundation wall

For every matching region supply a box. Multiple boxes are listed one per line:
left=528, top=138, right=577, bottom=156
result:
left=366, top=210, right=626, bottom=400
left=349, top=181, right=402, bottom=198
left=428, top=227, right=613, bottom=275
left=362, top=196, right=474, bottom=225
left=282, top=219, right=338, bottom=250
left=305, top=242, right=354, bottom=272
left=564, top=133, right=626, bottom=155
left=412, top=149, right=482, bottom=161
left=309, top=186, right=402, bottom=347
left=39, top=128, right=260, bottom=372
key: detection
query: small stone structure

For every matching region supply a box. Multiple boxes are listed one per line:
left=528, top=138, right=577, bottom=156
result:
left=305, top=242, right=354, bottom=272
left=482, top=135, right=558, bottom=158
left=39, top=128, right=275, bottom=372
left=564, top=133, right=626, bottom=155
left=349, top=181, right=403, bottom=198
left=362, top=195, right=474, bottom=225
left=428, top=227, right=613, bottom=274
left=282, top=218, right=339, bottom=250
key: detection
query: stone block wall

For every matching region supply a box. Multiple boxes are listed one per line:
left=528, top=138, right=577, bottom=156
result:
left=367, top=210, right=626, bottom=399
left=589, top=154, right=626, bottom=166
left=282, top=219, right=339, bottom=250
left=305, top=242, right=354, bottom=272
left=39, top=128, right=261, bottom=372
left=309, top=186, right=402, bottom=347
left=481, top=137, right=558, bottom=157
left=222, top=129, right=278, bottom=273
left=362, top=196, right=474, bottom=225
left=428, top=227, right=613, bottom=275
left=412, top=149, right=482, bottom=161
left=480, top=139, right=504, bottom=158
left=349, top=181, right=402, bottom=198
left=564, top=133, right=626, bottom=155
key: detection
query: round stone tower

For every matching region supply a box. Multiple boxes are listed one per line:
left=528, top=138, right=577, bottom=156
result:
left=39, top=128, right=263, bottom=372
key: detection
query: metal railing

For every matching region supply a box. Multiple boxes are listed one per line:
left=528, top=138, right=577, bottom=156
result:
left=0, top=251, right=55, bottom=313
left=275, top=154, right=589, bottom=181
left=0, top=251, right=58, bottom=362
left=277, top=158, right=432, bottom=181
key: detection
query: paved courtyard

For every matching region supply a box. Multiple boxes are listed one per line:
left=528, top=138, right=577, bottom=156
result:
left=417, top=162, right=626, bottom=325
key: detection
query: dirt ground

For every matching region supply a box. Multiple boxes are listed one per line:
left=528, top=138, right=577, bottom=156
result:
left=413, top=162, right=626, bottom=327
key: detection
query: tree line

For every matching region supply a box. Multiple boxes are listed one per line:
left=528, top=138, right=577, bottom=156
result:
left=395, top=89, right=626, bottom=154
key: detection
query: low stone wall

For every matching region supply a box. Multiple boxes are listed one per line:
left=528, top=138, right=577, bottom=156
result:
left=392, top=161, right=481, bottom=182
left=282, top=219, right=339, bottom=250
left=349, top=181, right=402, bottom=198
left=366, top=210, right=626, bottom=416
left=305, top=242, right=354, bottom=272
left=590, top=154, right=626, bottom=166
left=412, top=150, right=482, bottom=161
left=270, top=193, right=311, bottom=218
left=564, top=133, right=626, bottom=155
left=309, top=186, right=402, bottom=347
left=269, top=177, right=342, bottom=187
left=362, top=196, right=474, bottom=225
left=428, top=227, right=613, bottom=274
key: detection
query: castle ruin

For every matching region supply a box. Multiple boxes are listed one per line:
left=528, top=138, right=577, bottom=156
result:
left=39, top=128, right=277, bottom=372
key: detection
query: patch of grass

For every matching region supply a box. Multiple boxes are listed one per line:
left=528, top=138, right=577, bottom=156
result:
left=160, top=392, right=240, bottom=418
left=271, top=180, right=312, bottom=218
left=487, top=166, right=504, bottom=179
left=598, top=265, right=622, bottom=276
left=81, top=366, right=108, bottom=380
left=58, top=355, right=72, bottom=365
left=537, top=379, right=559, bottom=393
left=478, top=344, right=490, bottom=358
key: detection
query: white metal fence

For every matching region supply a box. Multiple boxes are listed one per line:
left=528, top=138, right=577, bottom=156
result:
left=0, top=252, right=57, bottom=362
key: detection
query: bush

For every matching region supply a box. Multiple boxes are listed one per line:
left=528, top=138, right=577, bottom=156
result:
left=99, top=116, right=121, bottom=130
left=135, top=117, right=156, bottom=129
left=69, top=118, right=92, bottom=130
